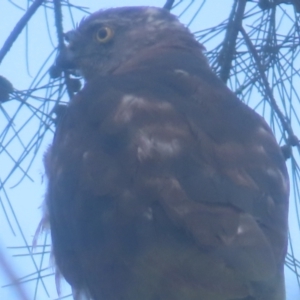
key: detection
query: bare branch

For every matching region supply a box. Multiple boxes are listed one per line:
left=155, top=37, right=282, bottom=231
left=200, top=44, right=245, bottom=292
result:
left=163, top=0, right=175, bottom=10
left=0, top=247, right=30, bottom=300
left=292, top=0, right=300, bottom=12
left=53, top=0, right=64, bottom=51
left=240, top=26, right=299, bottom=149
left=218, top=0, right=246, bottom=83
left=259, top=0, right=300, bottom=11
left=0, top=0, right=44, bottom=64
left=53, top=0, right=76, bottom=99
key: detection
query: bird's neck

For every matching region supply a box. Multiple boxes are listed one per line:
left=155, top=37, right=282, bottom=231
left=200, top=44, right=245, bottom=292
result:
left=112, top=41, right=208, bottom=76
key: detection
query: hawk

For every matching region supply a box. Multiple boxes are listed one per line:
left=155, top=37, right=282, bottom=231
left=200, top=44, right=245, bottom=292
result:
left=43, top=6, right=289, bottom=300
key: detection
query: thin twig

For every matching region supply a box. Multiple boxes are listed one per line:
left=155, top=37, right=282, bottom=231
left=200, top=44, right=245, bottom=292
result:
left=240, top=26, right=299, bottom=147
left=292, top=0, right=300, bottom=12
left=0, top=0, right=45, bottom=64
left=53, top=0, right=64, bottom=51
left=218, top=0, right=247, bottom=83
left=0, top=246, right=30, bottom=300
left=163, top=0, right=175, bottom=11
left=53, top=0, right=74, bottom=99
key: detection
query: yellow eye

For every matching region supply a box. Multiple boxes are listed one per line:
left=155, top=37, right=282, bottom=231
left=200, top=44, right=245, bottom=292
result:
left=94, top=27, right=114, bottom=43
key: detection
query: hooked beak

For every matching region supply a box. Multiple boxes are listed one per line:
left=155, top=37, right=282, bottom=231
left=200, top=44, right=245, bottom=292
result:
left=55, top=46, right=77, bottom=70
left=50, top=30, right=81, bottom=78
left=50, top=47, right=81, bottom=78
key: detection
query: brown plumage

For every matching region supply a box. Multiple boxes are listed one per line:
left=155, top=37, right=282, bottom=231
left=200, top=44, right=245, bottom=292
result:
left=43, top=6, right=289, bottom=300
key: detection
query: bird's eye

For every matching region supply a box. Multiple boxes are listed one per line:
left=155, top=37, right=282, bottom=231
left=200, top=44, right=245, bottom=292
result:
left=94, top=27, right=114, bottom=43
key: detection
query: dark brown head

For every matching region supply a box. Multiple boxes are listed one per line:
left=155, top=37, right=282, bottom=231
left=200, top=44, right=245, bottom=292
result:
left=55, top=6, right=202, bottom=81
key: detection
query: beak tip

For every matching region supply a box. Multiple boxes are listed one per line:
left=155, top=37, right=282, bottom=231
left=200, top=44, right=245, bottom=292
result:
left=50, top=48, right=78, bottom=78
left=56, top=48, right=76, bottom=68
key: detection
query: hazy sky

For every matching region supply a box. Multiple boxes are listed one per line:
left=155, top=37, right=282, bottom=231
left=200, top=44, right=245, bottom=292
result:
left=0, top=1, right=299, bottom=299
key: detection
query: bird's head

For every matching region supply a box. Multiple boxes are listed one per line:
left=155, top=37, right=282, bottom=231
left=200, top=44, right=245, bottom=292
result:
left=55, top=6, right=202, bottom=81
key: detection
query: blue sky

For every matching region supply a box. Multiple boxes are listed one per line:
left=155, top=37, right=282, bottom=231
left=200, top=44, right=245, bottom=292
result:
left=0, top=1, right=299, bottom=299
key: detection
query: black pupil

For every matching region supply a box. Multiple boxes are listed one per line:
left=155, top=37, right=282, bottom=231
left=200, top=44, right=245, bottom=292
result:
left=98, top=28, right=108, bottom=39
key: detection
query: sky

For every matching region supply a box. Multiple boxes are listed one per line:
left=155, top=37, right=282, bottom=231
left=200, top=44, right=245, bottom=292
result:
left=0, top=0, right=299, bottom=299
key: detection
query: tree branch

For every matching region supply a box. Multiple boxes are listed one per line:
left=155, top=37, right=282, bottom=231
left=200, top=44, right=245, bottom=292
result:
left=0, top=247, right=30, bottom=300
left=163, top=0, right=175, bottom=11
left=0, top=0, right=45, bottom=64
left=53, top=0, right=65, bottom=51
left=53, top=0, right=75, bottom=99
left=240, top=26, right=299, bottom=148
left=218, top=0, right=247, bottom=83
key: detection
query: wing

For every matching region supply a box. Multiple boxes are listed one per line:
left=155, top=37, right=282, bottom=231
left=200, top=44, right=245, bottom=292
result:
left=46, top=52, right=288, bottom=300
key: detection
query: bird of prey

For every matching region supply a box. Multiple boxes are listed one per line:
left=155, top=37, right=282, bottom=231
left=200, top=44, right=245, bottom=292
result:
left=42, top=6, right=289, bottom=300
